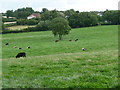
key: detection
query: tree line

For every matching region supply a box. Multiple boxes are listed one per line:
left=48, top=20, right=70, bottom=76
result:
left=3, top=7, right=119, bottom=27
left=2, top=7, right=119, bottom=40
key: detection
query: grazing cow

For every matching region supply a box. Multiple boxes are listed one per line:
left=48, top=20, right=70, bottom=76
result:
left=5, top=43, right=9, bottom=46
left=18, top=48, right=22, bottom=49
left=69, top=40, right=72, bottom=42
left=75, top=39, right=78, bottom=41
left=82, top=48, right=86, bottom=51
left=27, top=46, right=30, bottom=49
left=55, top=40, right=59, bottom=42
left=16, top=52, right=26, bottom=58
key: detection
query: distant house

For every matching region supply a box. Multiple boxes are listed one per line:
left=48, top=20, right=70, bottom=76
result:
left=27, top=13, right=40, bottom=19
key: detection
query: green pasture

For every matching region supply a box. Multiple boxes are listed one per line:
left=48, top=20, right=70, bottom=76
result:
left=2, top=25, right=118, bottom=88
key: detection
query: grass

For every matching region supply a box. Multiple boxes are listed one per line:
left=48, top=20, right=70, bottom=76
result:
left=2, top=25, right=118, bottom=88
left=6, top=25, right=36, bottom=31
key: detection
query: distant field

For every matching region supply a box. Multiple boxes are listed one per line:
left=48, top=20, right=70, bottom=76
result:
left=7, top=25, right=36, bottom=30
left=4, top=22, right=16, bottom=24
left=2, top=25, right=118, bottom=88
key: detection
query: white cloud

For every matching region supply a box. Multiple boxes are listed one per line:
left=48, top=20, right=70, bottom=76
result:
left=0, top=0, right=119, bottom=13
left=66, top=0, right=118, bottom=11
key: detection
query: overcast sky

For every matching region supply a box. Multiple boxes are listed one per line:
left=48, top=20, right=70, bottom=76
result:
left=0, top=0, right=119, bottom=13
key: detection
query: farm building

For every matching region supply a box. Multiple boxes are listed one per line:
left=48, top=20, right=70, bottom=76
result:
left=27, top=13, right=41, bottom=19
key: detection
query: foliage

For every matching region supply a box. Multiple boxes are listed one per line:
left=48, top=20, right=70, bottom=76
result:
left=102, top=10, right=119, bottom=25
left=68, top=12, right=98, bottom=28
left=49, top=17, right=71, bottom=40
left=2, top=22, right=50, bottom=34
left=41, top=10, right=64, bottom=21
left=5, top=7, right=119, bottom=28
left=41, top=8, right=49, bottom=13
left=4, top=23, right=17, bottom=27
left=2, top=18, right=17, bottom=22
left=64, top=9, right=76, bottom=18
left=6, top=10, right=14, bottom=18
left=17, top=19, right=39, bottom=25
left=36, top=20, right=50, bottom=31
left=14, top=7, right=34, bottom=19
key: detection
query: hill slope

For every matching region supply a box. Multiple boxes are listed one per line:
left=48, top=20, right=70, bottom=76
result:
left=2, top=25, right=118, bottom=88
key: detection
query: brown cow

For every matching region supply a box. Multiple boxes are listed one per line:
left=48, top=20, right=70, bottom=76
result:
left=55, top=40, right=59, bottom=42
left=69, top=40, right=72, bottom=42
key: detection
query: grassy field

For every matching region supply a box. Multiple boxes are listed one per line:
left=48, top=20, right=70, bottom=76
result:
left=2, top=25, right=118, bottom=88
left=4, top=22, right=16, bottom=25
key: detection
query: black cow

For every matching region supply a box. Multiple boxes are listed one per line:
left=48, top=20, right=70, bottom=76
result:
left=5, top=43, right=9, bottom=46
left=82, top=48, right=86, bottom=51
left=18, top=48, right=22, bottom=49
left=27, top=46, right=30, bottom=49
left=55, top=40, right=59, bottom=42
left=16, top=52, right=26, bottom=58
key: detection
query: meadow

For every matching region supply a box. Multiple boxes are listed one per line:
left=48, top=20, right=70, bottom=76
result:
left=2, top=25, right=118, bottom=88
left=6, top=25, right=36, bottom=31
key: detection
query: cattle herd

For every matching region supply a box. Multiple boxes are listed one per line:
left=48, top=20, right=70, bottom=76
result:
left=5, top=42, right=30, bottom=58
left=55, top=39, right=79, bottom=43
left=5, top=39, right=86, bottom=58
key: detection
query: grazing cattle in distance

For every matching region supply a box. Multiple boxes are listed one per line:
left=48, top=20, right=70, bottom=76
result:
left=55, top=40, right=59, bottom=42
left=16, top=52, right=26, bottom=58
left=5, top=43, right=9, bottom=46
left=69, top=40, right=72, bottom=42
left=82, top=48, right=86, bottom=51
left=75, top=39, right=78, bottom=41
left=27, top=46, right=31, bottom=49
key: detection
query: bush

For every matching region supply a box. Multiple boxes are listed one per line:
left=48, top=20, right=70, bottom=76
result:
left=4, top=23, right=17, bottom=27
left=36, top=20, right=50, bottom=31
left=2, top=18, right=17, bottom=22
left=17, top=19, right=39, bottom=25
left=2, top=20, right=51, bottom=34
left=100, top=22, right=113, bottom=25
left=2, top=26, right=50, bottom=34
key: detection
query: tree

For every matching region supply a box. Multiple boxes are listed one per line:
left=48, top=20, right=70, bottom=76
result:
left=41, top=8, right=48, bottom=13
left=102, top=10, right=119, bottom=25
left=6, top=10, right=14, bottom=18
left=68, top=12, right=98, bottom=28
left=37, top=20, right=50, bottom=31
left=64, top=9, right=76, bottom=18
left=41, top=10, right=61, bottom=21
left=49, top=17, right=71, bottom=40
left=14, top=7, right=34, bottom=19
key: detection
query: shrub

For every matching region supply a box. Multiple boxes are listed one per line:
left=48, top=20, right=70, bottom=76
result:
left=4, top=23, right=17, bottom=27
left=2, top=23, right=4, bottom=30
left=2, top=18, right=17, bottom=22
left=2, top=20, right=51, bottom=34
left=36, top=20, right=50, bottom=31
left=17, top=19, right=39, bottom=25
